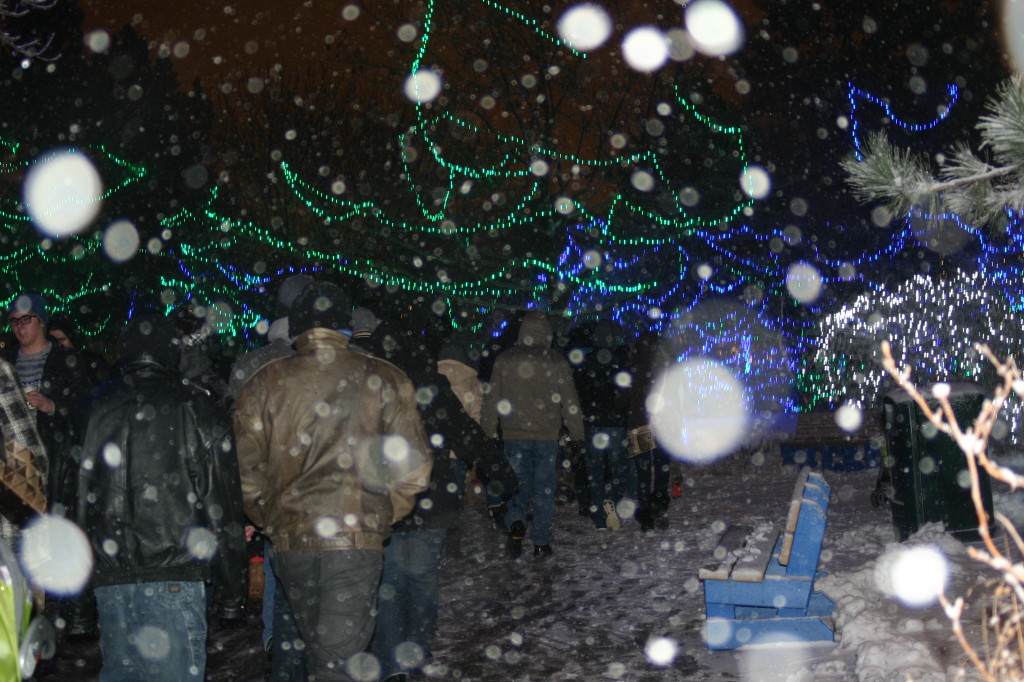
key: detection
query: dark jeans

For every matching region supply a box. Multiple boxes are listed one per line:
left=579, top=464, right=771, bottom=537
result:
left=95, top=581, right=206, bottom=681
left=583, top=426, right=634, bottom=523
left=503, top=439, right=558, bottom=545
left=267, top=546, right=308, bottom=681
left=375, top=528, right=448, bottom=679
left=634, top=447, right=671, bottom=529
left=274, top=550, right=382, bottom=681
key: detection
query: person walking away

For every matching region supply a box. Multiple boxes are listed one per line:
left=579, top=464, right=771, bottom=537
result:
left=572, top=321, right=634, bottom=531
left=227, top=272, right=313, bottom=681
left=479, top=310, right=584, bottom=558
left=436, top=340, right=487, bottom=548
left=626, top=331, right=674, bottom=531
left=75, top=313, right=247, bottom=681
left=234, top=281, right=432, bottom=681
left=370, top=326, right=516, bottom=681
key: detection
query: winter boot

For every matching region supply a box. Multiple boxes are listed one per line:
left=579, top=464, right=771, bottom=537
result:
left=533, top=544, right=553, bottom=558
left=507, top=520, right=526, bottom=559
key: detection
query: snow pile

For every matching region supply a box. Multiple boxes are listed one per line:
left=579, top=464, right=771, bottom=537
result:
left=814, top=522, right=973, bottom=681
left=427, top=459, right=1019, bottom=680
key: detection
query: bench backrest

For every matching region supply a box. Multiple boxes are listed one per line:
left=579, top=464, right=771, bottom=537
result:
left=779, top=469, right=830, bottom=577
left=785, top=411, right=882, bottom=444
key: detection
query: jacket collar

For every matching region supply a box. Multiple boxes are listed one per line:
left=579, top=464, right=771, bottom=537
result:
left=292, top=328, right=351, bottom=352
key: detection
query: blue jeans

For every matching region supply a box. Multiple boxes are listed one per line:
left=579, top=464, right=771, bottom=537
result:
left=583, top=426, right=634, bottom=523
left=275, top=550, right=382, bottom=681
left=95, top=581, right=206, bottom=682
left=503, top=439, right=558, bottom=545
left=376, top=528, right=448, bottom=679
left=262, top=545, right=275, bottom=648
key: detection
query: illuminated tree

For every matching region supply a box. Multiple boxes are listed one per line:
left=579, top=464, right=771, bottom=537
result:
left=204, top=0, right=766, bottom=322
left=0, top=22, right=218, bottom=336
left=803, top=268, right=1024, bottom=441
left=844, top=78, right=1024, bottom=230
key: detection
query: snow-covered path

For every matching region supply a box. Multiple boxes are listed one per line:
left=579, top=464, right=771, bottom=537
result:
left=36, top=453, right=1015, bottom=681
left=431, top=455, right=1011, bottom=681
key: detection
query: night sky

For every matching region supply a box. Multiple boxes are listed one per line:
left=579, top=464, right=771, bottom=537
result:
left=12, top=0, right=1011, bottom=327
left=73, top=0, right=1011, bottom=237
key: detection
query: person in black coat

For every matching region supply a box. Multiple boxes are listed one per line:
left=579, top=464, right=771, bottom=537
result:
left=75, top=313, right=247, bottom=680
left=45, top=313, right=112, bottom=390
left=572, top=321, right=634, bottom=530
left=2, top=294, right=94, bottom=512
left=369, top=320, right=516, bottom=682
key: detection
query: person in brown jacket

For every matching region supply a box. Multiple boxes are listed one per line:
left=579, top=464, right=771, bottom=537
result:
left=234, top=281, right=432, bottom=681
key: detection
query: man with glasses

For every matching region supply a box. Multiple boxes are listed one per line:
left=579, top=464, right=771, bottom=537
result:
left=4, top=292, right=95, bottom=637
left=3, top=293, right=92, bottom=513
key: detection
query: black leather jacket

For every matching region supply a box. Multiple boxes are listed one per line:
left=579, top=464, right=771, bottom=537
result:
left=75, top=358, right=247, bottom=618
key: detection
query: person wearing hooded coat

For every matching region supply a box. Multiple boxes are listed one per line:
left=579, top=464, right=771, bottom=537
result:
left=75, top=313, right=247, bottom=681
left=369, top=321, right=517, bottom=682
left=626, top=331, right=674, bottom=531
left=572, top=320, right=634, bottom=530
left=479, top=310, right=585, bottom=558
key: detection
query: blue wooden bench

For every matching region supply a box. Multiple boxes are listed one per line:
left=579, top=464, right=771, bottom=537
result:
left=779, top=412, right=883, bottom=471
left=699, top=468, right=835, bottom=650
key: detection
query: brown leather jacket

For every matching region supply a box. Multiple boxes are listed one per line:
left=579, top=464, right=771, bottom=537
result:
left=234, top=328, right=432, bottom=552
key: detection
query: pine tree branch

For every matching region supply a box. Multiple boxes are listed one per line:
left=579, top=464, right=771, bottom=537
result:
left=930, top=165, right=1016, bottom=194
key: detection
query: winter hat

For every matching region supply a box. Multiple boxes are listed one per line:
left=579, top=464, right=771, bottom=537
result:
left=46, top=313, right=80, bottom=346
left=267, top=316, right=291, bottom=343
left=438, top=342, right=473, bottom=368
left=9, top=292, right=48, bottom=324
left=288, top=281, right=351, bottom=336
left=117, top=313, right=181, bottom=368
left=276, top=274, right=314, bottom=314
left=350, top=307, right=381, bottom=337
left=592, top=320, right=623, bottom=348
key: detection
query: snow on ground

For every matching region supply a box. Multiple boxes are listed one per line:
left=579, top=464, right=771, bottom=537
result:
left=429, top=451, right=1021, bottom=681
left=36, top=448, right=1020, bottom=681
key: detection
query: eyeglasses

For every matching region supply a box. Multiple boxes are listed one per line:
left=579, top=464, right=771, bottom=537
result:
left=8, top=315, right=38, bottom=328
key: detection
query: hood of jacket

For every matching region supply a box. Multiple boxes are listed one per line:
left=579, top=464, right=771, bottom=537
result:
left=516, top=311, right=553, bottom=348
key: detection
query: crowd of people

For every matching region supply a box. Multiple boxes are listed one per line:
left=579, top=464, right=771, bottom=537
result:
left=0, top=277, right=680, bottom=681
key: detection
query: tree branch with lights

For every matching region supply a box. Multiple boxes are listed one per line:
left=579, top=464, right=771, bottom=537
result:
left=880, top=340, right=1024, bottom=679
left=843, top=77, right=1024, bottom=229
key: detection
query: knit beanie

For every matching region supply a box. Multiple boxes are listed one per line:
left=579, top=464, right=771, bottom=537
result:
left=267, top=316, right=291, bottom=343
left=438, top=342, right=473, bottom=368
left=9, top=292, right=48, bottom=324
left=350, top=307, right=381, bottom=336
left=288, top=282, right=351, bottom=336
left=117, top=313, right=181, bottom=368
left=276, top=274, right=314, bottom=314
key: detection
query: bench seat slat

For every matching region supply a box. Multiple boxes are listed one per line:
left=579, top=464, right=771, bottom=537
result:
left=729, top=523, right=779, bottom=583
left=698, top=524, right=749, bottom=581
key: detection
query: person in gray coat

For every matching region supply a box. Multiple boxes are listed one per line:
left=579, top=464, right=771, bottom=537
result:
left=480, top=310, right=584, bottom=558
